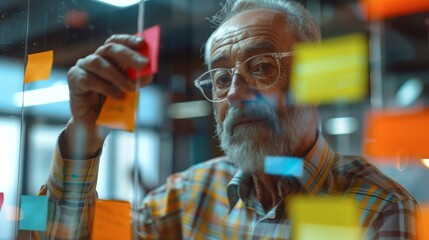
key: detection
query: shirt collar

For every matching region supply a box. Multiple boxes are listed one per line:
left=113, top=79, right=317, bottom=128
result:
left=226, top=170, right=251, bottom=213
left=226, top=133, right=336, bottom=212
left=296, top=133, right=336, bottom=194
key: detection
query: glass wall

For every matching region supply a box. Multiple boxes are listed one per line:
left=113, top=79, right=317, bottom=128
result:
left=0, top=0, right=428, bottom=238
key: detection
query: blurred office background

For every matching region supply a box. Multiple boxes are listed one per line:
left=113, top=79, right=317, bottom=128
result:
left=0, top=0, right=428, bottom=238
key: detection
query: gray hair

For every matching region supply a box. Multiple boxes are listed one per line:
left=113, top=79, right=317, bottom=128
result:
left=204, top=0, right=321, bottom=67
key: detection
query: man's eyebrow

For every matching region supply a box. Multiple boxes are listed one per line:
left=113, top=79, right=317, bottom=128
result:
left=210, top=42, right=279, bottom=67
left=210, top=55, right=228, bottom=68
left=248, top=42, right=278, bottom=52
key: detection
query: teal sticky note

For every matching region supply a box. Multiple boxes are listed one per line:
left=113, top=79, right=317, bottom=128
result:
left=19, top=195, right=48, bottom=231
left=264, top=156, right=304, bottom=177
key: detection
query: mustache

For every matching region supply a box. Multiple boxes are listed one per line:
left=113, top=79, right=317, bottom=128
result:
left=222, top=103, right=281, bottom=135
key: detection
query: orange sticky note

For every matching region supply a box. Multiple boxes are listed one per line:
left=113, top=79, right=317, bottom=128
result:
left=289, top=195, right=362, bottom=240
left=360, top=0, right=429, bottom=20
left=92, top=200, right=131, bottom=240
left=24, top=50, right=54, bottom=83
left=127, top=25, right=161, bottom=79
left=417, top=204, right=429, bottom=240
left=96, top=91, right=138, bottom=131
left=363, top=107, right=429, bottom=161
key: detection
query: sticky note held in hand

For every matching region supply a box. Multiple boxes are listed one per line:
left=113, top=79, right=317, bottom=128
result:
left=127, top=24, right=161, bottom=80
left=96, top=91, right=139, bottom=132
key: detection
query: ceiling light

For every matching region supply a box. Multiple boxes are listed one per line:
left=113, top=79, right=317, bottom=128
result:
left=13, top=83, right=69, bottom=107
left=168, top=100, right=212, bottom=119
left=93, top=0, right=141, bottom=8
left=422, top=159, right=429, bottom=169
left=325, top=117, right=358, bottom=135
left=396, top=78, right=423, bottom=107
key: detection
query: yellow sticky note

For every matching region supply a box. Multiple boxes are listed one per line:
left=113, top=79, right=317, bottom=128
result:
left=24, top=50, right=54, bottom=83
left=92, top=200, right=131, bottom=240
left=288, top=195, right=363, bottom=240
left=290, top=34, right=368, bottom=105
left=96, top=91, right=138, bottom=132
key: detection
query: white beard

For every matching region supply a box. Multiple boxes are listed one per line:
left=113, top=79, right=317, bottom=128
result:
left=215, top=103, right=308, bottom=173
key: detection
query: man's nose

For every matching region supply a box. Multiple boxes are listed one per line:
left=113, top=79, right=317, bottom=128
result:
left=226, top=74, right=256, bottom=107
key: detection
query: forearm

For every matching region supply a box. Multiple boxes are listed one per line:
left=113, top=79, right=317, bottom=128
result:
left=38, top=131, right=102, bottom=239
left=38, top=185, right=97, bottom=240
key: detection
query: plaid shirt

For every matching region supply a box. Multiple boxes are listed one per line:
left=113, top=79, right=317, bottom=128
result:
left=36, top=132, right=418, bottom=239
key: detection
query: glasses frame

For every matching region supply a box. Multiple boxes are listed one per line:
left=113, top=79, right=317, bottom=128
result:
left=194, top=51, right=294, bottom=103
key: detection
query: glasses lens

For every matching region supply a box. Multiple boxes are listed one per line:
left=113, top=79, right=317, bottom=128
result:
left=197, top=69, right=231, bottom=102
left=195, top=53, right=282, bottom=102
left=242, top=54, right=280, bottom=89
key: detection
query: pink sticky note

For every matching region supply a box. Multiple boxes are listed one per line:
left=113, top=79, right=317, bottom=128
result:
left=127, top=25, right=161, bottom=79
left=0, top=192, right=4, bottom=211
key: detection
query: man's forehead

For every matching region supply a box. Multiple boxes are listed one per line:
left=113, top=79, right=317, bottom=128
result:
left=210, top=38, right=279, bottom=66
left=213, top=8, right=286, bottom=40
left=207, top=9, right=292, bottom=65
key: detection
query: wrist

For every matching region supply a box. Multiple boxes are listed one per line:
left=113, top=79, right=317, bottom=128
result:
left=60, top=118, right=110, bottom=159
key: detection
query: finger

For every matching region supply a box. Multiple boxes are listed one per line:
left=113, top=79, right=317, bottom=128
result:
left=76, top=54, right=135, bottom=92
left=105, top=34, right=144, bottom=49
left=68, top=65, right=125, bottom=99
left=95, top=42, right=148, bottom=69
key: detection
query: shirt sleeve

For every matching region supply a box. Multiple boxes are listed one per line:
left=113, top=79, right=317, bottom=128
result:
left=136, top=172, right=189, bottom=240
left=367, top=199, right=418, bottom=240
left=34, top=130, right=101, bottom=240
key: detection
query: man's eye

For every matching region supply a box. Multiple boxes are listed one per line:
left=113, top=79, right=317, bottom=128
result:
left=214, top=73, right=231, bottom=88
left=252, top=62, right=276, bottom=76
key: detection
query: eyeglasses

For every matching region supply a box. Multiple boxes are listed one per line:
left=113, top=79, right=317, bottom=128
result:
left=194, top=52, right=294, bottom=103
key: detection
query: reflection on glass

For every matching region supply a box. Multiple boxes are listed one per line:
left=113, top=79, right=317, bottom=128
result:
left=0, top=118, right=21, bottom=239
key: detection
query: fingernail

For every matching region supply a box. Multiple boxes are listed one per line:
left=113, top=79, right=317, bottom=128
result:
left=134, top=37, right=143, bottom=43
left=135, top=55, right=148, bottom=64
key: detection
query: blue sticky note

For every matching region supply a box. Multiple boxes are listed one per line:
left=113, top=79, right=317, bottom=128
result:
left=264, top=156, right=303, bottom=177
left=19, top=195, right=48, bottom=231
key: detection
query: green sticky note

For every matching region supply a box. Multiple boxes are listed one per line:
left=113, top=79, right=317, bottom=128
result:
left=290, top=34, right=368, bottom=105
left=19, top=195, right=48, bottom=231
left=288, top=195, right=363, bottom=240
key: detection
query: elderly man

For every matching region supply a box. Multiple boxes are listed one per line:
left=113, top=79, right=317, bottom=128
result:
left=39, top=0, right=418, bottom=239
